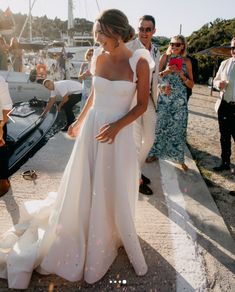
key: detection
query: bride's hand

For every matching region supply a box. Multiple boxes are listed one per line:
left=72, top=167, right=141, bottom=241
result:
left=67, top=121, right=81, bottom=138
left=95, top=122, right=120, bottom=144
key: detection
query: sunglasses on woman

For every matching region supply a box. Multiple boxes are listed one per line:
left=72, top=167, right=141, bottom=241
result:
left=170, top=43, right=183, bottom=47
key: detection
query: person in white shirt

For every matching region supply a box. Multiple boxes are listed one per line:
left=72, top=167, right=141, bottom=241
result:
left=213, top=37, right=235, bottom=172
left=126, top=15, right=160, bottom=195
left=43, top=79, right=82, bottom=131
left=0, top=76, right=13, bottom=197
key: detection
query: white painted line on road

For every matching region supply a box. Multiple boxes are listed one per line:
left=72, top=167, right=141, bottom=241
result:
left=159, top=159, right=207, bottom=291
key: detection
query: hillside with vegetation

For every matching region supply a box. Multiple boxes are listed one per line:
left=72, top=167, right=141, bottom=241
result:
left=187, top=18, right=234, bottom=52
left=0, top=10, right=93, bottom=41
left=187, top=18, right=235, bottom=83
left=1, top=10, right=234, bottom=84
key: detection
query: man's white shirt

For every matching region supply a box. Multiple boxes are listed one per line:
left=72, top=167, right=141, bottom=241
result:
left=226, top=58, right=235, bottom=100
left=126, top=38, right=160, bottom=103
left=50, top=80, right=82, bottom=98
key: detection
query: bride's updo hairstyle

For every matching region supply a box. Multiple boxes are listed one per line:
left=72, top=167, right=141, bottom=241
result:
left=95, top=9, right=135, bottom=43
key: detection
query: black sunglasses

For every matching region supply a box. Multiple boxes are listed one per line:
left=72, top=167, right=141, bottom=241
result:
left=170, top=42, right=183, bottom=47
left=138, top=27, right=153, bottom=33
left=231, top=46, right=235, bottom=50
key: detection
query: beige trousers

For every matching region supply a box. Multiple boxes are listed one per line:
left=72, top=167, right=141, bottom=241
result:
left=134, top=98, right=157, bottom=169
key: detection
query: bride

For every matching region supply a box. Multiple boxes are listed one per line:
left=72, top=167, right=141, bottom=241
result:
left=0, top=9, right=154, bottom=289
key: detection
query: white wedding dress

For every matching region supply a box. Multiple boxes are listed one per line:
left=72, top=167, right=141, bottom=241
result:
left=0, top=49, right=153, bottom=289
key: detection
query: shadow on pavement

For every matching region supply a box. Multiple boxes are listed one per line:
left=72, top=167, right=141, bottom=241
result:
left=0, top=237, right=196, bottom=291
left=188, top=144, right=235, bottom=183
left=188, top=110, right=218, bottom=121
left=145, top=160, right=235, bottom=277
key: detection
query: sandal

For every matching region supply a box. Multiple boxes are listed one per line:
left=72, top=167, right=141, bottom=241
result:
left=22, top=169, right=37, bottom=180
left=145, top=156, right=157, bottom=163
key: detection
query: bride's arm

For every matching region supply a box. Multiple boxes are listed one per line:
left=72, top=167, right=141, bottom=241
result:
left=96, top=57, right=149, bottom=144
left=67, top=89, right=94, bottom=137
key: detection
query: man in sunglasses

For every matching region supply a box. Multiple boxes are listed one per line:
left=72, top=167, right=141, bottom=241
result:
left=127, top=15, right=160, bottom=195
left=213, top=37, right=235, bottom=172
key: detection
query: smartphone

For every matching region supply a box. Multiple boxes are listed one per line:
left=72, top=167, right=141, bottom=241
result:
left=169, top=57, right=183, bottom=70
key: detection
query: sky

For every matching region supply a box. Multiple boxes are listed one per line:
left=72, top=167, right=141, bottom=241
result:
left=1, top=0, right=235, bottom=38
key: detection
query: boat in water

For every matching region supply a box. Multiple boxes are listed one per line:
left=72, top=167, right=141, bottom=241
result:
left=0, top=1, right=95, bottom=102
left=0, top=70, right=50, bottom=103
left=0, top=42, right=92, bottom=103
left=7, top=97, right=58, bottom=173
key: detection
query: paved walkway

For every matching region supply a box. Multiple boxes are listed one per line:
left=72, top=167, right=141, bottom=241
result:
left=0, top=131, right=235, bottom=291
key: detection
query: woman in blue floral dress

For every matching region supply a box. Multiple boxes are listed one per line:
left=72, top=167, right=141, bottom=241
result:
left=147, top=35, right=194, bottom=170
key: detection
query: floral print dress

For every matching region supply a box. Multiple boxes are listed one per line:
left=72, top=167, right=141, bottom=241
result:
left=149, top=60, right=188, bottom=163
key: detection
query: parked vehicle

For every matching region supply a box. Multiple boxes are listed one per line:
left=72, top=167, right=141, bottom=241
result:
left=7, top=97, right=57, bottom=173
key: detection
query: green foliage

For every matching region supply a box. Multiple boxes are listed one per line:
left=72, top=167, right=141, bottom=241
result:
left=0, top=10, right=93, bottom=41
left=152, top=36, right=170, bottom=47
left=192, top=55, right=212, bottom=83
left=187, top=18, right=235, bottom=53
left=186, top=18, right=235, bottom=84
